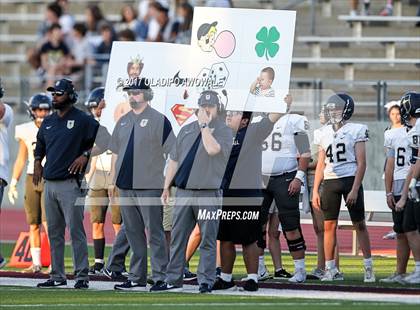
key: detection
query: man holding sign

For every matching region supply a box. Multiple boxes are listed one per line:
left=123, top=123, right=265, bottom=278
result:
left=109, top=77, right=176, bottom=291
left=151, top=90, right=232, bottom=293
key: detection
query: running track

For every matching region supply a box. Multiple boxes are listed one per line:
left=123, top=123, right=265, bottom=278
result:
left=0, top=208, right=396, bottom=255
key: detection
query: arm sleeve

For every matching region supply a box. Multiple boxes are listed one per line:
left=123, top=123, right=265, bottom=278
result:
left=255, top=117, right=275, bottom=142
left=94, top=125, right=111, bottom=153
left=34, top=124, right=46, bottom=160
left=169, top=127, right=182, bottom=162
left=83, top=117, right=99, bottom=151
left=215, top=126, right=233, bottom=160
left=294, top=132, right=310, bottom=154
left=108, top=122, right=121, bottom=154
left=355, top=124, right=369, bottom=143
left=161, top=116, right=176, bottom=156
left=410, top=147, right=419, bottom=164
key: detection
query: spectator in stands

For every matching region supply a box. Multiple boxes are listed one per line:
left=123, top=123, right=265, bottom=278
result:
left=56, top=0, right=75, bottom=36
left=205, top=0, right=233, bottom=7
left=37, top=2, right=62, bottom=40
left=349, top=0, right=393, bottom=16
left=174, top=2, right=194, bottom=44
left=148, top=1, right=177, bottom=42
left=379, top=0, right=394, bottom=16
left=116, top=4, right=148, bottom=41
left=68, top=23, right=94, bottom=73
left=40, top=23, right=71, bottom=87
left=118, top=29, right=136, bottom=41
left=86, top=4, right=107, bottom=47
left=96, top=23, right=116, bottom=64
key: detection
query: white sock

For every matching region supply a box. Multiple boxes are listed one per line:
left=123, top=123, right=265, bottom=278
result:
left=325, top=260, right=336, bottom=270
left=258, top=255, right=265, bottom=268
left=293, top=258, right=305, bottom=270
left=248, top=273, right=258, bottom=283
left=415, top=261, right=420, bottom=273
left=95, top=259, right=105, bottom=264
left=220, top=272, right=232, bottom=282
left=31, top=248, right=41, bottom=266
left=363, top=257, right=373, bottom=268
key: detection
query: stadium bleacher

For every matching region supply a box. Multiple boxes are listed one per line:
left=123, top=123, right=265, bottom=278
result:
left=0, top=0, right=418, bottom=119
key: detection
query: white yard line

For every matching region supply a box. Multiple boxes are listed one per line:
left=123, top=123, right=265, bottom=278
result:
left=0, top=277, right=419, bottom=305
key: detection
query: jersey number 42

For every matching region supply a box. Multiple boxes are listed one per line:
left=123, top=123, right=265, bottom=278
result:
left=326, top=143, right=346, bottom=163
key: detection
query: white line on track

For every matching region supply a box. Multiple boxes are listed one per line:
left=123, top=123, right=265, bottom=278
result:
left=0, top=277, right=419, bottom=305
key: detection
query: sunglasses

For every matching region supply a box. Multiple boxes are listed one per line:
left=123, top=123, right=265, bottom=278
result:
left=51, top=91, right=64, bottom=97
left=226, top=111, right=242, bottom=117
left=127, top=90, right=142, bottom=96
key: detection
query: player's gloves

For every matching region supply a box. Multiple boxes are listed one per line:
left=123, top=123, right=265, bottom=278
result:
left=7, top=178, right=18, bottom=205
left=408, top=178, right=420, bottom=202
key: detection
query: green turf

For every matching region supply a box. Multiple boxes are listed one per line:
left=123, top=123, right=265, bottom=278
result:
left=0, top=286, right=418, bottom=310
left=0, top=241, right=416, bottom=289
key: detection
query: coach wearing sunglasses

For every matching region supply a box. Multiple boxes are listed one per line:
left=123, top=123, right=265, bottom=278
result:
left=109, top=77, right=176, bottom=291
left=34, top=78, right=99, bottom=289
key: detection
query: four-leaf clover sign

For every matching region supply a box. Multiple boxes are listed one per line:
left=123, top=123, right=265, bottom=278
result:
left=255, top=26, right=280, bottom=61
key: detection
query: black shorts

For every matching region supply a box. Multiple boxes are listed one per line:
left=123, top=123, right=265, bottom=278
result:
left=261, top=171, right=300, bottom=232
left=392, top=196, right=405, bottom=234
left=218, top=189, right=262, bottom=245
left=321, top=176, right=365, bottom=222
left=403, top=199, right=420, bottom=233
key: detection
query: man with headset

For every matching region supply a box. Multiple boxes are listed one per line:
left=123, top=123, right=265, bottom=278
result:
left=151, top=90, right=233, bottom=293
left=34, top=78, right=99, bottom=289
left=109, top=77, right=176, bottom=290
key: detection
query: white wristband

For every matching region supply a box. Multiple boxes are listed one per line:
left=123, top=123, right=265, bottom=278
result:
left=10, top=178, right=18, bottom=187
left=409, top=178, right=417, bottom=188
left=295, top=170, right=305, bottom=183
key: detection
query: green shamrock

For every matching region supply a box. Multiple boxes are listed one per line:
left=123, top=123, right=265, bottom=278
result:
left=255, top=26, right=280, bottom=60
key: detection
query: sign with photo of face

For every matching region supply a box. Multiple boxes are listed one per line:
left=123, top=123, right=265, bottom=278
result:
left=103, top=42, right=196, bottom=133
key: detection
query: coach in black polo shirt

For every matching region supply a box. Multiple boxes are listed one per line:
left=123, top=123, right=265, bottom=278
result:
left=34, top=78, right=99, bottom=289
left=150, top=90, right=233, bottom=294
left=109, top=77, right=176, bottom=291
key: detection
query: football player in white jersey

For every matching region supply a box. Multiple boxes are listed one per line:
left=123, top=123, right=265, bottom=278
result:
left=84, top=87, right=122, bottom=275
left=259, top=95, right=311, bottom=283
left=381, top=102, right=411, bottom=284
left=307, top=104, right=341, bottom=280
left=393, top=92, right=420, bottom=284
left=9, top=93, right=52, bottom=273
left=312, top=93, right=375, bottom=282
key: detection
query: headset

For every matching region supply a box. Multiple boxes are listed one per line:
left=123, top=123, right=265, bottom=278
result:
left=141, top=88, right=154, bottom=102
left=63, top=78, right=78, bottom=104
left=198, top=89, right=228, bottom=115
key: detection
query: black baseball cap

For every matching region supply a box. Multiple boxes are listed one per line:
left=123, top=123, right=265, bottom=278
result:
left=122, top=77, right=150, bottom=91
left=197, top=21, right=217, bottom=40
left=198, top=90, right=219, bottom=106
left=47, top=78, right=74, bottom=93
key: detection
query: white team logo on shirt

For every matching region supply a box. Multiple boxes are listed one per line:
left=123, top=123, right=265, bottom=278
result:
left=140, top=119, right=148, bottom=127
left=67, top=120, right=74, bottom=129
